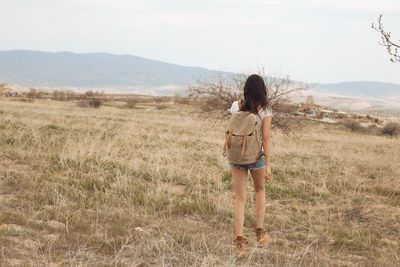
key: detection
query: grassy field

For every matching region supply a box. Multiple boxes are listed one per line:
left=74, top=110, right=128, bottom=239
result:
left=0, top=97, right=399, bottom=266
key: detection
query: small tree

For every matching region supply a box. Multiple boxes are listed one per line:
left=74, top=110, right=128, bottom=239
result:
left=188, top=70, right=309, bottom=134
left=372, top=15, right=400, bottom=63
left=77, top=90, right=103, bottom=108
left=85, top=90, right=94, bottom=99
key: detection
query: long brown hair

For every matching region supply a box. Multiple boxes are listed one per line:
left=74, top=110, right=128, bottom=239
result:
left=242, top=74, right=268, bottom=113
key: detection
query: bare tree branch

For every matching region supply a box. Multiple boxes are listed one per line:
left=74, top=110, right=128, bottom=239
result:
left=188, top=70, right=309, bottom=134
left=372, top=14, right=400, bottom=63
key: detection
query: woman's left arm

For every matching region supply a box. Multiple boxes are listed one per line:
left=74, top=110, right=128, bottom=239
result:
left=262, top=116, right=273, bottom=180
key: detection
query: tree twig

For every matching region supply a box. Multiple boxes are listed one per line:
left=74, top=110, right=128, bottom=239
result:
left=372, top=14, right=400, bottom=63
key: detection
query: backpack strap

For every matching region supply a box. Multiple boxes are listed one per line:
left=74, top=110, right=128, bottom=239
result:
left=257, top=112, right=263, bottom=125
left=241, top=131, right=248, bottom=156
left=256, top=113, right=263, bottom=158
left=222, top=129, right=233, bottom=157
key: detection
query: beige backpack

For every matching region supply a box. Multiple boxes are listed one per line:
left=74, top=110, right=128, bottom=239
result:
left=223, top=111, right=263, bottom=165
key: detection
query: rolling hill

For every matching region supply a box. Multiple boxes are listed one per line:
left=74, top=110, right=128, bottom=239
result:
left=0, top=50, right=232, bottom=94
left=1, top=50, right=400, bottom=110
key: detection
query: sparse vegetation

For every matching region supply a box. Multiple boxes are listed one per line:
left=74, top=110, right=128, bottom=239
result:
left=173, top=94, right=190, bottom=105
left=26, top=88, right=45, bottom=99
left=154, top=96, right=168, bottom=104
left=124, top=98, right=139, bottom=108
left=76, top=90, right=105, bottom=108
left=51, top=90, right=76, bottom=101
left=381, top=122, right=400, bottom=137
left=344, top=119, right=365, bottom=132
left=77, top=98, right=102, bottom=108
left=342, top=119, right=388, bottom=136
left=156, top=103, right=168, bottom=110
left=0, top=97, right=399, bottom=266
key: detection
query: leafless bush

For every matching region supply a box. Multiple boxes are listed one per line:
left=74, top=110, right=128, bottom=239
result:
left=124, top=98, right=139, bottom=108
left=156, top=104, right=168, bottom=110
left=343, top=120, right=383, bottom=136
left=372, top=15, right=400, bottom=63
left=173, top=95, right=190, bottom=105
left=188, top=71, right=309, bottom=133
left=381, top=122, right=400, bottom=137
left=366, top=124, right=381, bottom=135
left=79, top=90, right=105, bottom=100
left=154, top=96, right=169, bottom=104
left=77, top=98, right=102, bottom=108
left=26, top=88, right=45, bottom=99
left=85, top=90, right=94, bottom=99
left=344, top=120, right=365, bottom=132
left=51, top=90, right=76, bottom=101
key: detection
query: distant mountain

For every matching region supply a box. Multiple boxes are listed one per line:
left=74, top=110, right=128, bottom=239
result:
left=310, top=81, right=400, bottom=111
left=0, top=50, right=233, bottom=94
left=313, top=81, right=400, bottom=98
left=1, top=50, right=400, bottom=109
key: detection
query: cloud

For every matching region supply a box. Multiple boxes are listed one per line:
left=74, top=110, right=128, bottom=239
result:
left=305, top=0, right=400, bottom=13
left=1, top=0, right=400, bottom=83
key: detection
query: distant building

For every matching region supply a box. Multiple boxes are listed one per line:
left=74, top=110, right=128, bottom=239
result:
left=5, top=90, right=18, bottom=97
left=316, top=109, right=334, bottom=118
left=294, top=102, right=379, bottom=124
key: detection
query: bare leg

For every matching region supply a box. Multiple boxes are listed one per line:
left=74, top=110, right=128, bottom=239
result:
left=250, top=168, right=266, bottom=228
left=232, top=167, right=248, bottom=236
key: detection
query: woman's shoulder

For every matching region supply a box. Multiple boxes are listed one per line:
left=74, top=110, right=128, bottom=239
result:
left=230, top=100, right=240, bottom=114
left=259, top=106, right=273, bottom=118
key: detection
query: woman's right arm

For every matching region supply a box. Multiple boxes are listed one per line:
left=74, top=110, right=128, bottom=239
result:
left=262, top=116, right=273, bottom=180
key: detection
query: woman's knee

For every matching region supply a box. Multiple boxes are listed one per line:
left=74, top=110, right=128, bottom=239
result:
left=234, top=192, right=247, bottom=202
left=253, top=176, right=265, bottom=193
left=254, top=185, right=265, bottom=193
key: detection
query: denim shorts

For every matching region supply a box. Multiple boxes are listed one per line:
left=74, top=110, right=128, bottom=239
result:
left=230, top=154, right=266, bottom=171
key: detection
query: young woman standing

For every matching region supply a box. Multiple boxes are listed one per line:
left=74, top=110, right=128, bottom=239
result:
left=229, top=74, right=273, bottom=257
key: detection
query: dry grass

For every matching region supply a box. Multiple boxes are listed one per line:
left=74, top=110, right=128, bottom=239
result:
left=0, top=97, right=399, bottom=266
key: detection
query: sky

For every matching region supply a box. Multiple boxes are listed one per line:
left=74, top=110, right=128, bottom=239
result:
left=1, top=0, right=400, bottom=83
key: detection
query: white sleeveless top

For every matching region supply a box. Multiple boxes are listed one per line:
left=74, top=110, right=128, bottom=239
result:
left=229, top=101, right=273, bottom=119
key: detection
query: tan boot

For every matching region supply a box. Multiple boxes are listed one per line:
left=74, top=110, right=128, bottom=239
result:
left=254, top=228, right=269, bottom=247
left=233, top=236, right=248, bottom=257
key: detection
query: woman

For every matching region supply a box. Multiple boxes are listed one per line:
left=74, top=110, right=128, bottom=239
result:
left=229, top=74, right=273, bottom=257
